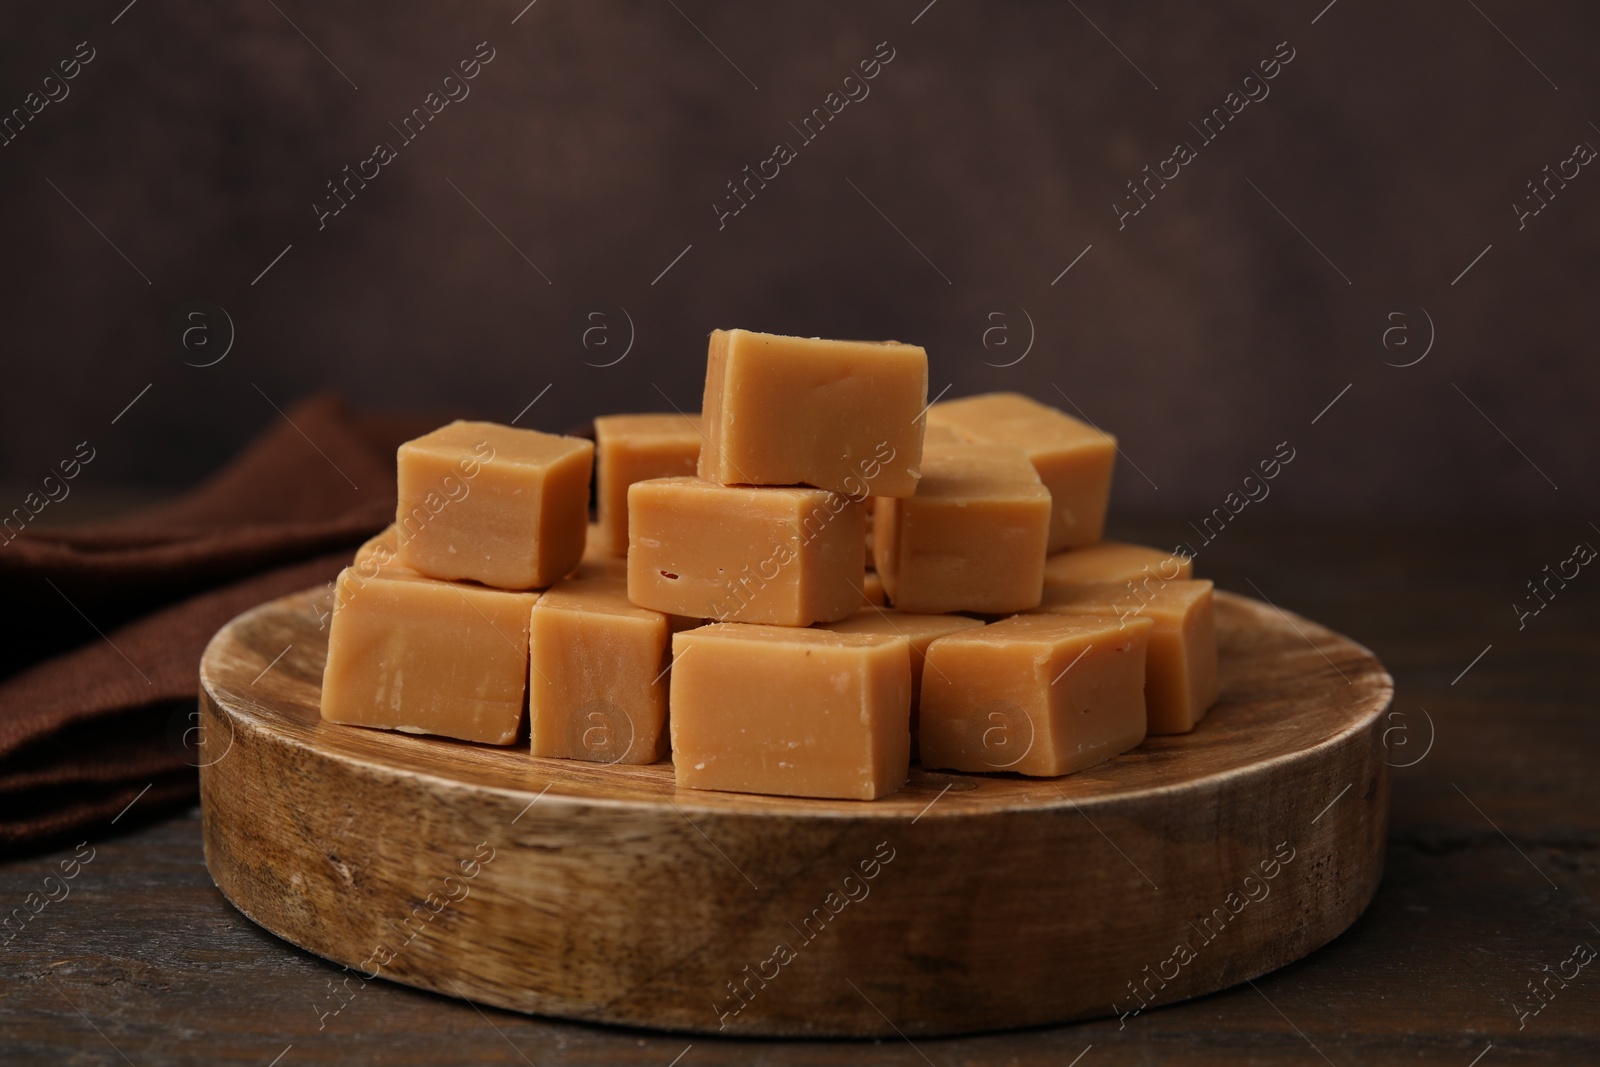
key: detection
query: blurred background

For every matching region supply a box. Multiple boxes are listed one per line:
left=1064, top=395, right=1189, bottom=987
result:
left=0, top=0, right=1595, bottom=520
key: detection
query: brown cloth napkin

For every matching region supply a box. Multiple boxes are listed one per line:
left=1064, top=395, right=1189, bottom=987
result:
left=0, top=394, right=444, bottom=853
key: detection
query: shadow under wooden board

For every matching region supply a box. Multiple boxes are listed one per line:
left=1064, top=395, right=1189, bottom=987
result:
left=198, top=586, right=1392, bottom=1038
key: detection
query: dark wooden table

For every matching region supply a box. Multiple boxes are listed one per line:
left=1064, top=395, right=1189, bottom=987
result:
left=4, top=518, right=1597, bottom=1065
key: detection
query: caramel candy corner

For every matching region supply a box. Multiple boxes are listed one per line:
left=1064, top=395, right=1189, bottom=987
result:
left=698, top=328, right=928, bottom=496
left=819, top=608, right=983, bottom=711
left=874, top=443, right=1050, bottom=614
left=628, top=477, right=864, bottom=626
left=669, top=623, right=912, bottom=800
left=354, top=525, right=400, bottom=568
left=920, top=613, right=1152, bottom=777
left=529, top=573, right=670, bottom=765
left=1036, top=578, right=1219, bottom=734
left=396, top=420, right=593, bottom=590
left=321, top=567, right=538, bottom=745
left=595, top=412, right=703, bottom=557
left=861, top=570, right=887, bottom=607
left=1044, top=541, right=1193, bottom=589
left=927, top=392, right=1116, bottom=552
left=349, top=526, right=417, bottom=586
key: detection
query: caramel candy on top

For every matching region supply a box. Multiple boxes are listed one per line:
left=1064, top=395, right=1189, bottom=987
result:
left=927, top=392, right=1117, bottom=552
left=396, top=420, right=592, bottom=591
left=698, top=329, right=928, bottom=497
left=670, top=623, right=912, bottom=800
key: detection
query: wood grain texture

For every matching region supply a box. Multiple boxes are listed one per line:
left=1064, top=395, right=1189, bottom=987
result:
left=197, top=585, right=1391, bottom=1037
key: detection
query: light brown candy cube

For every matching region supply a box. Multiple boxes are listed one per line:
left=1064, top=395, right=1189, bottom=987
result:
left=920, top=613, right=1152, bottom=776
left=396, top=420, right=592, bottom=590
left=873, top=443, right=1050, bottom=614
left=320, top=567, right=537, bottom=745
left=529, top=573, right=670, bottom=765
left=627, top=477, right=864, bottom=626
left=698, top=329, right=927, bottom=496
left=669, top=623, right=912, bottom=800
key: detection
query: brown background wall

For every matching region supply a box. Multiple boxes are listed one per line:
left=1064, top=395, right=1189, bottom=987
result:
left=0, top=1, right=1594, bottom=518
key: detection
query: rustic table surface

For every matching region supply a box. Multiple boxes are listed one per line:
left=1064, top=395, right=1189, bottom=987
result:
left=3, top=517, right=1597, bottom=1065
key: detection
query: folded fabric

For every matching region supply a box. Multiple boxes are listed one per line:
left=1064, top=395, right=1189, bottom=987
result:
left=0, top=394, right=445, bottom=852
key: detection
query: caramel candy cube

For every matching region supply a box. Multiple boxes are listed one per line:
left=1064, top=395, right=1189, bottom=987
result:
left=698, top=329, right=928, bottom=496
left=628, top=477, right=864, bottom=625
left=321, top=567, right=538, bottom=745
left=920, top=613, right=1153, bottom=776
left=594, top=412, right=703, bottom=557
left=927, top=392, right=1117, bottom=552
left=529, top=574, right=670, bottom=765
left=396, top=420, right=593, bottom=590
left=873, top=443, right=1050, bottom=614
left=1035, top=579, right=1219, bottom=734
left=669, top=624, right=912, bottom=800
left=1044, top=541, right=1192, bottom=589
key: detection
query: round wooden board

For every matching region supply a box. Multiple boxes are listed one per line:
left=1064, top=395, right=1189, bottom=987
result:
left=199, top=587, right=1392, bottom=1038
